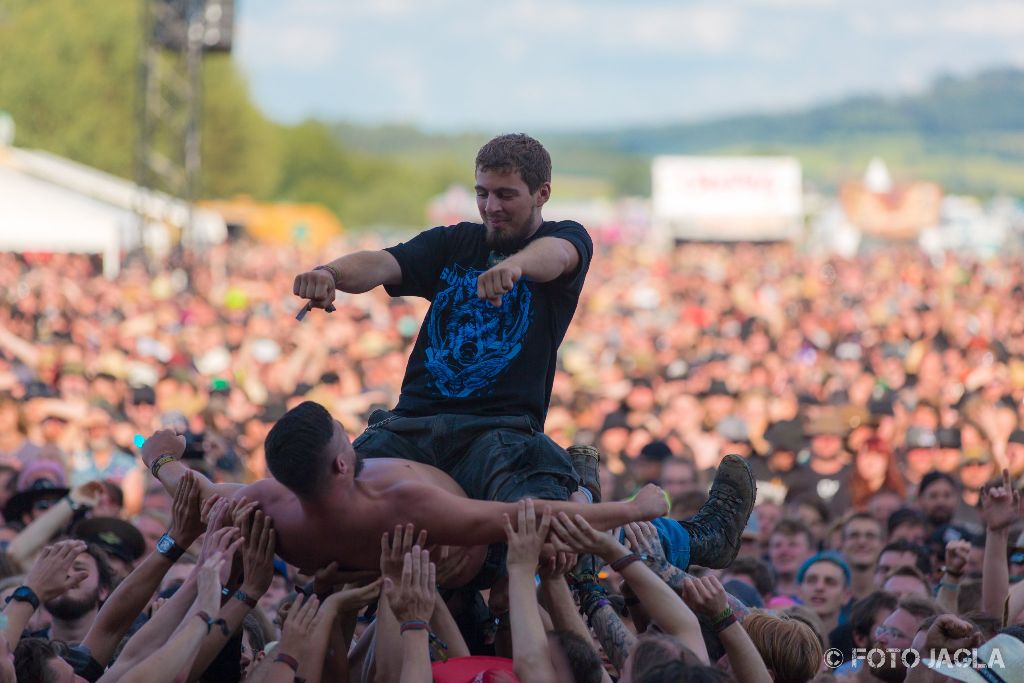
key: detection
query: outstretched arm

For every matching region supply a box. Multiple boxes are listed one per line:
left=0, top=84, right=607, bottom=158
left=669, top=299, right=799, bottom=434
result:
left=394, top=481, right=668, bottom=547
left=293, top=250, right=403, bottom=311
left=140, top=430, right=245, bottom=504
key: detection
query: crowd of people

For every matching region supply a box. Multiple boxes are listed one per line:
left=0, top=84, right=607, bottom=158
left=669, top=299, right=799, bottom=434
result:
left=2, top=238, right=1024, bottom=681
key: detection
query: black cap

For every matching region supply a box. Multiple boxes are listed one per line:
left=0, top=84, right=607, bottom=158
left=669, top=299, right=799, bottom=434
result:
left=702, top=380, right=735, bottom=398
left=918, top=471, right=958, bottom=496
left=639, top=441, right=673, bottom=462
left=131, top=386, right=156, bottom=406
left=765, top=420, right=804, bottom=454
left=936, top=428, right=962, bottom=449
left=73, top=517, right=146, bottom=564
left=600, top=412, right=630, bottom=433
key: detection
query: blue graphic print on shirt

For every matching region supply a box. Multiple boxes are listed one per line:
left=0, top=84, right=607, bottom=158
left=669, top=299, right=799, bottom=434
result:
left=424, top=263, right=532, bottom=398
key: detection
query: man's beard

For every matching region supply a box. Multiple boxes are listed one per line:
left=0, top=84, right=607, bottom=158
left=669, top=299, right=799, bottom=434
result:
left=867, top=643, right=909, bottom=682
left=354, top=450, right=365, bottom=477
left=45, top=588, right=100, bottom=621
left=929, top=510, right=953, bottom=525
left=485, top=223, right=530, bottom=255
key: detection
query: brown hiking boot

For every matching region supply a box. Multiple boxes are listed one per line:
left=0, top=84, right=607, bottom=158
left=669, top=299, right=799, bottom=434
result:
left=567, top=444, right=602, bottom=503
left=679, top=454, right=756, bottom=569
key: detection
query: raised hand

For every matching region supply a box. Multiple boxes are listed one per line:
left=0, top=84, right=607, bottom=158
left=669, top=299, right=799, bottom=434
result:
left=279, top=594, right=322, bottom=659
left=293, top=270, right=337, bottom=312
left=922, top=614, right=982, bottom=652
left=549, top=510, right=622, bottom=560
left=170, top=470, right=204, bottom=548
left=325, top=578, right=383, bottom=615
left=504, top=499, right=553, bottom=569
left=68, top=480, right=105, bottom=510
left=633, top=484, right=670, bottom=519
left=980, top=468, right=1021, bottom=531
left=239, top=510, right=276, bottom=597
left=140, top=429, right=186, bottom=469
left=681, top=576, right=729, bottom=618
left=25, top=540, right=89, bottom=603
left=383, top=547, right=435, bottom=623
left=944, top=539, right=971, bottom=576
left=433, top=546, right=471, bottom=587
left=624, top=521, right=668, bottom=567
left=196, top=552, right=227, bottom=615
left=381, top=524, right=427, bottom=582
left=312, top=561, right=379, bottom=597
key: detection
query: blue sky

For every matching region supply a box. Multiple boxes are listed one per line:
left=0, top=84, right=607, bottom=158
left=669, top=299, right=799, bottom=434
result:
left=234, top=0, right=1024, bottom=132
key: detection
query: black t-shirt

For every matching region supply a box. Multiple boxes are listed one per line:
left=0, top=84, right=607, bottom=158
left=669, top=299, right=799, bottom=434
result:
left=384, top=220, right=592, bottom=427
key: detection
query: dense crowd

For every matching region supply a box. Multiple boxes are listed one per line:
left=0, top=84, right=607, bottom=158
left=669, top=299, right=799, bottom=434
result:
left=2, top=239, right=1024, bottom=681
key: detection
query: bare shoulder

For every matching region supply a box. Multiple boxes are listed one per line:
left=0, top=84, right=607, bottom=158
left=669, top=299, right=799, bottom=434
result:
left=236, top=478, right=289, bottom=505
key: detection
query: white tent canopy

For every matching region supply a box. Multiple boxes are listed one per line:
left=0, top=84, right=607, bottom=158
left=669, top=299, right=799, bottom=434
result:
left=0, top=146, right=226, bottom=277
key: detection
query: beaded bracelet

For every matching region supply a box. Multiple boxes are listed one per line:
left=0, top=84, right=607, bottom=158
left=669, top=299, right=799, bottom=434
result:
left=709, top=606, right=734, bottom=626
left=713, top=612, right=738, bottom=633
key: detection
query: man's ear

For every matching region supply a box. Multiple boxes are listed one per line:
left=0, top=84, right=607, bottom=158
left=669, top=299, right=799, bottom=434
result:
left=535, top=182, right=551, bottom=207
left=332, top=454, right=348, bottom=476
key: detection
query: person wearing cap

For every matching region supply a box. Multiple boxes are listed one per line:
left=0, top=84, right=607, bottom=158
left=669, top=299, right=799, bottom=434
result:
left=749, top=419, right=817, bottom=499
left=797, top=552, right=852, bottom=633
left=293, top=134, right=601, bottom=508
left=804, top=407, right=854, bottom=516
left=958, top=446, right=992, bottom=529
left=903, top=427, right=940, bottom=495
left=72, top=517, right=145, bottom=585
left=933, top=427, right=963, bottom=473
left=3, top=459, right=70, bottom=528
left=68, top=408, right=142, bottom=508
left=916, top=471, right=959, bottom=534
left=630, top=440, right=672, bottom=490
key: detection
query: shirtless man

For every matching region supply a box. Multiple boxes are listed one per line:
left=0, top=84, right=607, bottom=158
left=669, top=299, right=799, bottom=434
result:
left=142, top=402, right=755, bottom=583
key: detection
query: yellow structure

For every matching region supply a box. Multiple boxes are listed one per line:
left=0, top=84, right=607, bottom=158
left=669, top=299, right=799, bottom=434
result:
left=200, top=196, right=343, bottom=248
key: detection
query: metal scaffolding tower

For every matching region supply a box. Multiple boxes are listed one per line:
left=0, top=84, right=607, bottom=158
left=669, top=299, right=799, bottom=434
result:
left=135, top=0, right=233, bottom=260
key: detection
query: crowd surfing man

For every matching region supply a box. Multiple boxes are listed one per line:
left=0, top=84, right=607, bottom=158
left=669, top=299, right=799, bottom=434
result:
left=141, top=402, right=756, bottom=583
left=292, top=133, right=602, bottom=506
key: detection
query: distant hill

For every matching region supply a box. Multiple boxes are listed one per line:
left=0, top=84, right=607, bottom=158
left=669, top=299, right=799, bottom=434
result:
left=334, top=68, right=1024, bottom=198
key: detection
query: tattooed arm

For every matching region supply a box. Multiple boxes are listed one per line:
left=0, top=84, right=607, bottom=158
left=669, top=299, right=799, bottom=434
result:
left=588, top=603, right=637, bottom=675
left=626, top=523, right=750, bottom=619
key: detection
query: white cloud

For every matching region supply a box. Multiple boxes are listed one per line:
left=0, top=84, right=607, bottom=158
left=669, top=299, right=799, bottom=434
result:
left=236, top=19, right=341, bottom=69
left=937, top=2, right=1024, bottom=35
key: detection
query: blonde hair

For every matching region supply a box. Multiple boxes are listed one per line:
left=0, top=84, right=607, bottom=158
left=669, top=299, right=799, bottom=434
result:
left=744, top=610, right=824, bottom=683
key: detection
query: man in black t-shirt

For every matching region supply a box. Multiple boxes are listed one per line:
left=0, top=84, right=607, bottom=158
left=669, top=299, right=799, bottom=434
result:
left=294, top=133, right=595, bottom=505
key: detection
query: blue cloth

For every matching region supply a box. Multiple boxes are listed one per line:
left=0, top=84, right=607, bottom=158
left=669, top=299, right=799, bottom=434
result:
left=652, top=517, right=691, bottom=570
left=616, top=518, right=692, bottom=570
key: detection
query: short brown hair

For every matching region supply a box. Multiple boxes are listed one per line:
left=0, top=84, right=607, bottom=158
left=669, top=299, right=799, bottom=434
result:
left=771, top=518, right=815, bottom=548
left=884, top=565, right=931, bottom=595
left=897, top=594, right=944, bottom=621
left=743, top=611, right=823, bottom=683
left=475, top=134, right=551, bottom=194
